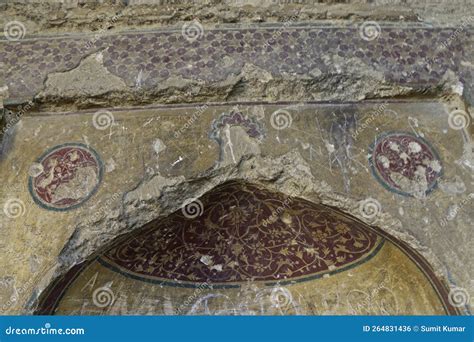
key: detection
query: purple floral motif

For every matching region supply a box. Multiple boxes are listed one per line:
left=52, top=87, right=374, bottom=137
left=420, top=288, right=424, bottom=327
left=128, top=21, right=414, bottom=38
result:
left=209, top=110, right=265, bottom=142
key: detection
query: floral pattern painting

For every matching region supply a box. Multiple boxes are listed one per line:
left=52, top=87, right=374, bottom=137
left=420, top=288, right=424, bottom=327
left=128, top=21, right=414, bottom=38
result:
left=101, top=181, right=382, bottom=284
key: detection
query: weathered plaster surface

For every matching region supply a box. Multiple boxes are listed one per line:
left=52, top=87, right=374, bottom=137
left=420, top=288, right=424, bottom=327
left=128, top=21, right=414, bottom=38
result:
left=0, top=0, right=472, bottom=316
left=0, top=101, right=472, bottom=314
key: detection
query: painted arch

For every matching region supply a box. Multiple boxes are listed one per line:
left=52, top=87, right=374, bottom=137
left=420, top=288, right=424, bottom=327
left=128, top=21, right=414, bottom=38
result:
left=36, top=181, right=459, bottom=315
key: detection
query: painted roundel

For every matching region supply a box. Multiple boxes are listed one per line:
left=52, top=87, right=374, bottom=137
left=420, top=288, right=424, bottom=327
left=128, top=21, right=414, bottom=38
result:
left=369, top=132, right=442, bottom=197
left=28, top=143, right=103, bottom=211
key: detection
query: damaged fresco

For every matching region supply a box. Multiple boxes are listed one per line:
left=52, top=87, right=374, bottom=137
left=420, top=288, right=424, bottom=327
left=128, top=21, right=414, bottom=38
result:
left=36, top=181, right=457, bottom=315
left=0, top=0, right=472, bottom=321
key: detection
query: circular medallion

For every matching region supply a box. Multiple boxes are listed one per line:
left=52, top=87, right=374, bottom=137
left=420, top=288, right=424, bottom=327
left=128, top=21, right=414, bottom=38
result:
left=28, top=143, right=103, bottom=211
left=368, top=132, right=442, bottom=197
